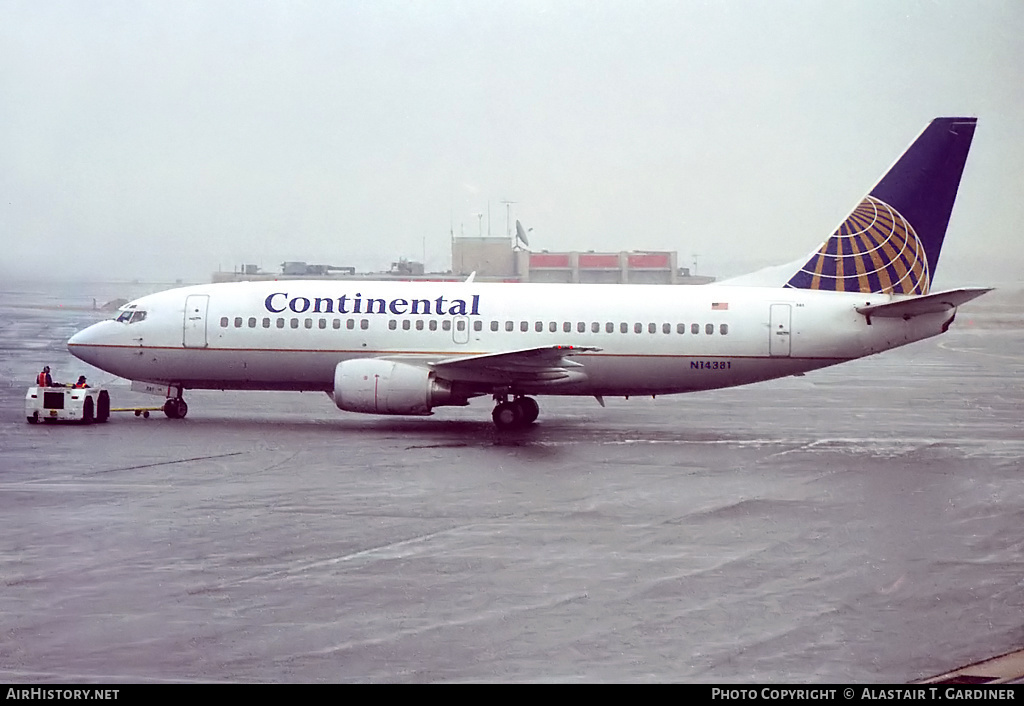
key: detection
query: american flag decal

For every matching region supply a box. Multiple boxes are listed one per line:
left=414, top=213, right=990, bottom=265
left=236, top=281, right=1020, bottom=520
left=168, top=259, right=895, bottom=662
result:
left=711, top=302, right=729, bottom=310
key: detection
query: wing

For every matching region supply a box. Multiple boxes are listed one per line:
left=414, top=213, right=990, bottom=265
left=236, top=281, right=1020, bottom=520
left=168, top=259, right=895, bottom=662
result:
left=428, top=345, right=600, bottom=386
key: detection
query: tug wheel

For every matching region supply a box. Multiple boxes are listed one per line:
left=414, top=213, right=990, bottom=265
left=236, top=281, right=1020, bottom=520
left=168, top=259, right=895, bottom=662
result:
left=96, top=391, right=110, bottom=423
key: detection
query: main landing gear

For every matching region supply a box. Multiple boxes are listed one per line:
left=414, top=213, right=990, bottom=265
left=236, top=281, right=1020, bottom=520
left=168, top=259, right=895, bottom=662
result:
left=163, top=395, right=189, bottom=419
left=491, top=394, right=540, bottom=430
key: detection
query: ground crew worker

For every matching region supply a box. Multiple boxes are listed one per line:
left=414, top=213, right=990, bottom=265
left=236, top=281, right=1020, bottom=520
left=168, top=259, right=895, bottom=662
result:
left=74, top=376, right=89, bottom=388
left=36, top=366, right=53, bottom=387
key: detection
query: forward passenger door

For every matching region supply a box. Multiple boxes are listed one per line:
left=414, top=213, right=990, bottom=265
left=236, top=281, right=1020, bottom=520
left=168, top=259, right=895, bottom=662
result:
left=183, top=295, right=210, bottom=348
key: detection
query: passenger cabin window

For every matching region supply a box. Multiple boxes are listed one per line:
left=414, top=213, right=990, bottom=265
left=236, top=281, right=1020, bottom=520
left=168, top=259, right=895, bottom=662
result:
left=360, top=319, right=369, bottom=330
left=442, top=320, right=451, bottom=331
left=220, top=317, right=229, bottom=328
left=249, top=317, right=257, bottom=328
left=277, top=318, right=285, bottom=329
left=706, top=323, right=714, bottom=335
left=691, top=323, right=700, bottom=335
left=234, top=317, right=243, bottom=328
left=720, top=323, right=729, bottom=335
left=263, top=318, right=271, bottom=328
left=473, top=321, right=482, bottom=332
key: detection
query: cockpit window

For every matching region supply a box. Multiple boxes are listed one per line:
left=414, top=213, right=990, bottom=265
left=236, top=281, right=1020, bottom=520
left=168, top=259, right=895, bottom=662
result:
left=115, top=310, right=147, bottom=324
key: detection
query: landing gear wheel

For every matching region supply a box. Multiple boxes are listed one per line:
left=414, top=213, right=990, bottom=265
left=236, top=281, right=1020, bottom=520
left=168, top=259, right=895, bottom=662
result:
left=163, top=397, right=188, bottom=419
left=514, top=397, right=539, bottom=425
left=492, top=401, right=523, bottom=430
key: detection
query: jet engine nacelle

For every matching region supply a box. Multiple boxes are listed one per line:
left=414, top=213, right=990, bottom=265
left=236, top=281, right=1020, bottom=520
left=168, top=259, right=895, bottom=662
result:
left=332, top=359, right=460, bottom=415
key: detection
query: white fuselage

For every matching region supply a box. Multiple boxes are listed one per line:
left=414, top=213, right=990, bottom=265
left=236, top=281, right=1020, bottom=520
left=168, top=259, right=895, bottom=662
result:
left=67, top=280, right=952, bottom=398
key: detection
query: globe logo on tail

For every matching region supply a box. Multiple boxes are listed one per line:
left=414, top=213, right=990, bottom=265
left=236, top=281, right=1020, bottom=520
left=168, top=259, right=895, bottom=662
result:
left=786, top=195, right=930, bottom=295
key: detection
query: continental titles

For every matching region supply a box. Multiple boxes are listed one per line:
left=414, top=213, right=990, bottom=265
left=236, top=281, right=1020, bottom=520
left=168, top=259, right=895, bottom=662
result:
left=265, top=292, right=481, bottom=317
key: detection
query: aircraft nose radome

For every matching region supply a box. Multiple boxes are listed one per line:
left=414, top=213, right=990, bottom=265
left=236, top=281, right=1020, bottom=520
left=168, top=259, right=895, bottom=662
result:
left=68, top=323, right=98, bottom=347
left=67, top=321, right=112, bottom=360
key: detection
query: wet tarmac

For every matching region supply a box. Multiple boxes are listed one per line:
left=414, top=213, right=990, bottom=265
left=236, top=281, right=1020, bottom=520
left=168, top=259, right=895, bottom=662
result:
left=1, top=281, right=1023, bottom=683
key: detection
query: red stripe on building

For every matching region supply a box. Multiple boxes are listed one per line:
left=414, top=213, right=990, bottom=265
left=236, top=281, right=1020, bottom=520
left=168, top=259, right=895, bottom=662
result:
left=578, top=254, right=620, bottom=268
left=530, top=254, right=571, bottom=268
left=627, top=253, right=669, bottom=268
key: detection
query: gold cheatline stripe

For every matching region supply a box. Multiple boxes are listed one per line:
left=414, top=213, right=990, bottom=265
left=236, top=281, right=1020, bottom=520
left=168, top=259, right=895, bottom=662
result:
left=66, top=343, right=852, bottom=362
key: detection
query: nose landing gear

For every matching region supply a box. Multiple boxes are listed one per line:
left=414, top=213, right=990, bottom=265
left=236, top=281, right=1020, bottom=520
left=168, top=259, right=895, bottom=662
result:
left=491, top=394, right=540, bottom=430
left=163, top=396, right=189, bottom=419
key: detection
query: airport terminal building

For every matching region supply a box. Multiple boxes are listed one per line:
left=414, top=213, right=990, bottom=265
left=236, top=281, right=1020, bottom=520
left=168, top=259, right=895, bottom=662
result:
left=214, top=235, right=714, bottom=285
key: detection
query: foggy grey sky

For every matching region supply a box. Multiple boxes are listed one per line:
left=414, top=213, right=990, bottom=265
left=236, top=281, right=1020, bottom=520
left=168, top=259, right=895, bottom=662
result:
left=2, top=1, right=1022, bottom=286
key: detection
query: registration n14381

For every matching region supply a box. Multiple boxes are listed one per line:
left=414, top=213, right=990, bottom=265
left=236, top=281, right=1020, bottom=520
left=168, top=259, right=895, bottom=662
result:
left=691, top=360, right=732, bottom=370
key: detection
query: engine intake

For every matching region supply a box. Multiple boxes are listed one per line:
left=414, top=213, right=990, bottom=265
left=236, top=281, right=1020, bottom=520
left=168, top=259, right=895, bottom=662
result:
left=332, top=359, right=461, bottom=415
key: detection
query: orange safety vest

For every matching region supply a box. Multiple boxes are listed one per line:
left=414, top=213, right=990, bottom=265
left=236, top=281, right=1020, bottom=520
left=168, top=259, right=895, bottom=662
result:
left=37, top=371, right=50, bottom=386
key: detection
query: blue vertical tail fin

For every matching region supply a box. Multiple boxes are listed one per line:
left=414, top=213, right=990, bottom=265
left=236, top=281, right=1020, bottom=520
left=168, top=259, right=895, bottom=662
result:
left=786, top=117, right=976, bottom=295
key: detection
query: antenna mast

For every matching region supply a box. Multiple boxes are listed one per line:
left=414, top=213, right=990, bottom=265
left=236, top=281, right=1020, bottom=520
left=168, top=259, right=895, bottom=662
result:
left=501, top=200, right=517, bottom=239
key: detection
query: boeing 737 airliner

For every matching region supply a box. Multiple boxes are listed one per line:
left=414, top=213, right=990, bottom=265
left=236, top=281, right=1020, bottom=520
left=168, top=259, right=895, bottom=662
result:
left=68, top=117, right=988, bottom=429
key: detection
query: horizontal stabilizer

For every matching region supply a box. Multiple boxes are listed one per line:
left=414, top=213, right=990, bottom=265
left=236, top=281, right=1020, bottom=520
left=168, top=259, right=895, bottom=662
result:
left=856, top=287, right=992, bottom=320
